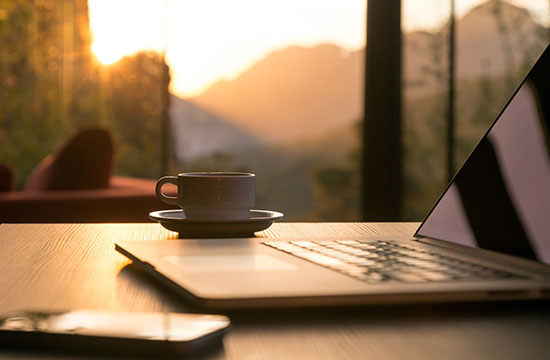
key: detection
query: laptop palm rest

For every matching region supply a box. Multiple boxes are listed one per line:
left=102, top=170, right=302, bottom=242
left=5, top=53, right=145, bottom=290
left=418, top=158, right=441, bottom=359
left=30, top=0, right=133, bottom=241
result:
left=163, top=254, right=298, bottom=272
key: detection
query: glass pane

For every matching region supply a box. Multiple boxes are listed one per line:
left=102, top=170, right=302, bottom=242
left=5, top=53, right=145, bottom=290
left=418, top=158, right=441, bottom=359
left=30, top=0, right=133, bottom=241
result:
left=454, top=0, right=549, bottom=167
left=402, top=0, right=451, bottom=219
left=402, top=0, right=549, bottom=220
left=162, top=1, right=366, bottom=221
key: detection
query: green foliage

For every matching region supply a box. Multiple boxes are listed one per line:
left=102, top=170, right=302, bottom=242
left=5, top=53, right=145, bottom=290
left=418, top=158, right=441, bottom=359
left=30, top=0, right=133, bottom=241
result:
left=188, top=152, right=250, bottom=174
left=310, top=121, right=361, bottom=221
left=103, top=53, right=166, bottom=179
left=311, top=166, right=359, bottom=221
left=0, top=0, right=71, bottom=187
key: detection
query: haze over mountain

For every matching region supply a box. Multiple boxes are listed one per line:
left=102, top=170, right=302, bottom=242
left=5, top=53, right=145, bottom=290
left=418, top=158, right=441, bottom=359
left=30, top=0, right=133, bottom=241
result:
left=170, top=97, right=260, bottom=161
left=171, top=0, right=546, bottom=161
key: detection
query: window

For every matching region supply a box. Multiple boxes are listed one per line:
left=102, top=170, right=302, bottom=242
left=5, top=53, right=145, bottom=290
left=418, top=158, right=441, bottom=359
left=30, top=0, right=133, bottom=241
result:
left=2, top=1, right=546, bottom=221
left=402, top=0, right=549, bottom=219
left=90, top=0, right=367, bottom=221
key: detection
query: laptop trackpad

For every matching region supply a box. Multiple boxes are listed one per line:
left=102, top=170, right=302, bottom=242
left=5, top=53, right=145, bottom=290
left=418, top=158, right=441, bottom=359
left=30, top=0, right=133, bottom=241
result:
left=164, top=254, right=298, bottom=272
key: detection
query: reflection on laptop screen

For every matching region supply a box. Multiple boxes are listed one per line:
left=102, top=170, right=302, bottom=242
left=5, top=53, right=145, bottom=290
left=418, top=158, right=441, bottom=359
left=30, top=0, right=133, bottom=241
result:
left=416, top=44, right=550, bottom=264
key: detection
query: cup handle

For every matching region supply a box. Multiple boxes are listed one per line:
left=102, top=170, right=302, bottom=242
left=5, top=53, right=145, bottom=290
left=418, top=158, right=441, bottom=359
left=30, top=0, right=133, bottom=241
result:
left=155, top=176, right=179, bottom=205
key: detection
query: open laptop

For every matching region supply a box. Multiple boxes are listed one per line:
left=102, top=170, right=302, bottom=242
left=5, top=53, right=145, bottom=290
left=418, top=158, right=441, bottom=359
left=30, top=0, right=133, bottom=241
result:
left=116, top=44, right=550, bottom=309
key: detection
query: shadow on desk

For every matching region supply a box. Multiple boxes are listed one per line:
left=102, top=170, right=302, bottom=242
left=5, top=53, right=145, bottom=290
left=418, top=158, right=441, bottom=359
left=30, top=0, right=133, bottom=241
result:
left=0, top=348, right=224, bottom=360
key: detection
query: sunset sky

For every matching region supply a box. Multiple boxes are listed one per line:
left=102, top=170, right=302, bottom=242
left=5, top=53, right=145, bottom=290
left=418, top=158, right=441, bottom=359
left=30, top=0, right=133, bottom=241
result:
left=88, top=0, right=549, bottom=98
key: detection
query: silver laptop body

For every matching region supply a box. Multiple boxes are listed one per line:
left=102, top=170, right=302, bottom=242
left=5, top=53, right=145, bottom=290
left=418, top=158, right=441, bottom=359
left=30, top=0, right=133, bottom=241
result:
left=116, top=45, right=550, bottom=309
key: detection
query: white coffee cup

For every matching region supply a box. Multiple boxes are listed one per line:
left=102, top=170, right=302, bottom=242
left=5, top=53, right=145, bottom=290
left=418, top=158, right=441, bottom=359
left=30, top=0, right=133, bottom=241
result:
left=155, top=172, right=255, bottom=220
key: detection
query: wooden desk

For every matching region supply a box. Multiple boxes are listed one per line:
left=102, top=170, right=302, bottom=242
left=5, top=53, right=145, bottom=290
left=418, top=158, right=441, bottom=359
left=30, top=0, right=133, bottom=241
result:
left=0, top=223, right=549, bottom=359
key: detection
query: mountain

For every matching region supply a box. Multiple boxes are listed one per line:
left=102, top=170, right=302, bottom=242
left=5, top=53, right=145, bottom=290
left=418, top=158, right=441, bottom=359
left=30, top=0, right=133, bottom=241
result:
left=457, top=0, right=544, bottom=78
left=169, top=95, right=261, bottom=161
left=190, top=44, right=363, bottom=144
left=185, top=1, right=545, bottom=147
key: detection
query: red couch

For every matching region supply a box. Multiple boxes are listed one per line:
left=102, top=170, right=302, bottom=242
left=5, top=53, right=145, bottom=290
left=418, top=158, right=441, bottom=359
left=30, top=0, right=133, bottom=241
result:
left=0, top=176, right=175, bottom=223
left=0, top=128, right=177, bottom=223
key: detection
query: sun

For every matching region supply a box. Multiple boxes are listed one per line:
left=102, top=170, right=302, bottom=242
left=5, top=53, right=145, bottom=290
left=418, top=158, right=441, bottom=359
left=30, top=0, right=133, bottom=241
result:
left=91, top=41, right=124, bottom=65
left=88, top=0, right=164, bottom=66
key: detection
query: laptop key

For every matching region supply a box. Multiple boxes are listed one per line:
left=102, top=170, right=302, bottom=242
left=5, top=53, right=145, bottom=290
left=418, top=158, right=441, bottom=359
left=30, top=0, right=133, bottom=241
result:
left=416, top=271, right=454, bottom=282
left=351, top=271, right=388, bottom=283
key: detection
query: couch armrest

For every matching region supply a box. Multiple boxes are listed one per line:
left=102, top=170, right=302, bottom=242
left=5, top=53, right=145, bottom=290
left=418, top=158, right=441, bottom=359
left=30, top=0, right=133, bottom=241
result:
left=0, top=163, right=13, bottom=192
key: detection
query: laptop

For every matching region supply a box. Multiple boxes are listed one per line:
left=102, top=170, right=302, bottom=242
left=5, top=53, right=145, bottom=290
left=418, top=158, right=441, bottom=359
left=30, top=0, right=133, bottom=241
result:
left=116, top=44, right=550, bottom=309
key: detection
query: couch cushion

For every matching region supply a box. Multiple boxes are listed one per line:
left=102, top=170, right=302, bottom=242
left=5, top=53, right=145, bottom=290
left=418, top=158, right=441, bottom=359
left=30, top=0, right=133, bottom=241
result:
left=24, top=127, right=113, bottom=191
left=0, top=176, right=178, bottom=223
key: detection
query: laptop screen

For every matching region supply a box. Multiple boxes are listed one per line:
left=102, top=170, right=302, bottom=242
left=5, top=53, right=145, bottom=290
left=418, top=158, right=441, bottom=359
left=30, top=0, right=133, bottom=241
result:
left=416, top=44, right=550, bottom=264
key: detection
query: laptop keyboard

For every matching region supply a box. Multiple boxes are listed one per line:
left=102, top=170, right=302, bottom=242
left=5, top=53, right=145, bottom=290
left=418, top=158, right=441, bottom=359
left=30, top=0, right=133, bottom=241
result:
left=263, top=240, right=527, bottom=284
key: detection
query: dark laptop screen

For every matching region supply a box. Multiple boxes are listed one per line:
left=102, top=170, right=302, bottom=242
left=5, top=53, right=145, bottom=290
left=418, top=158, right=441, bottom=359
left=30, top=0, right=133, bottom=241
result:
left=416, top=44, right=550, bottom=264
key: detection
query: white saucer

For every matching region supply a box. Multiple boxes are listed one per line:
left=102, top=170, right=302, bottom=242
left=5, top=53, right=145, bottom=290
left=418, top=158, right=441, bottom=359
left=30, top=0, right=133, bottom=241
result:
left=149, top=209, right=284, bottom=238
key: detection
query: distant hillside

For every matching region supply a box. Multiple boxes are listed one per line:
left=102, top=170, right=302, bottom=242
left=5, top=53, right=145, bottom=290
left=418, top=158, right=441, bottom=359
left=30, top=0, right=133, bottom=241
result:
left=457, top=0, right=545, bottom=77
left=187, top=121, right=360, bottom=220
left=191, top=44, right=363, bottom=144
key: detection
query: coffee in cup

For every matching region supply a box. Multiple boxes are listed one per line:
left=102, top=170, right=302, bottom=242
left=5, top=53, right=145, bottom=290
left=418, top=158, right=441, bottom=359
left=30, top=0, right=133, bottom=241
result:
left=155, top=172, right=255, bottom=220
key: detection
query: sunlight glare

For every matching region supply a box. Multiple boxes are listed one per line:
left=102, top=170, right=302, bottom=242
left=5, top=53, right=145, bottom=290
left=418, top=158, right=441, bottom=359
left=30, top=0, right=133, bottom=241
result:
left=88, top=0, right=365, bottom=96
left=91, top=41, right=124, bottom=65
left=88, top=0, right=164, bottom=66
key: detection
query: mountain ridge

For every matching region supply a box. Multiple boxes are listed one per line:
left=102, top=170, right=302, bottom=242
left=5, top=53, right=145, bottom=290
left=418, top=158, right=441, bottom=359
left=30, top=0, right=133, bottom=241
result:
left=190, top=43, right=363, bottom=144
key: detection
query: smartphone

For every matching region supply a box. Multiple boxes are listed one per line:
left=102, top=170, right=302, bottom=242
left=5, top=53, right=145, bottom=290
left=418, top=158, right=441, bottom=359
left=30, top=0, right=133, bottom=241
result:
left=0, top=310, right=231, bottom=357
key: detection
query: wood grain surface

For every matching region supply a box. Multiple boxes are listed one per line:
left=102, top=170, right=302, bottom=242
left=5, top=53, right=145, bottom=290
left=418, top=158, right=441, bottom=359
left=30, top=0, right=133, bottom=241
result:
left=0, top=222, right=548, bottom=360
